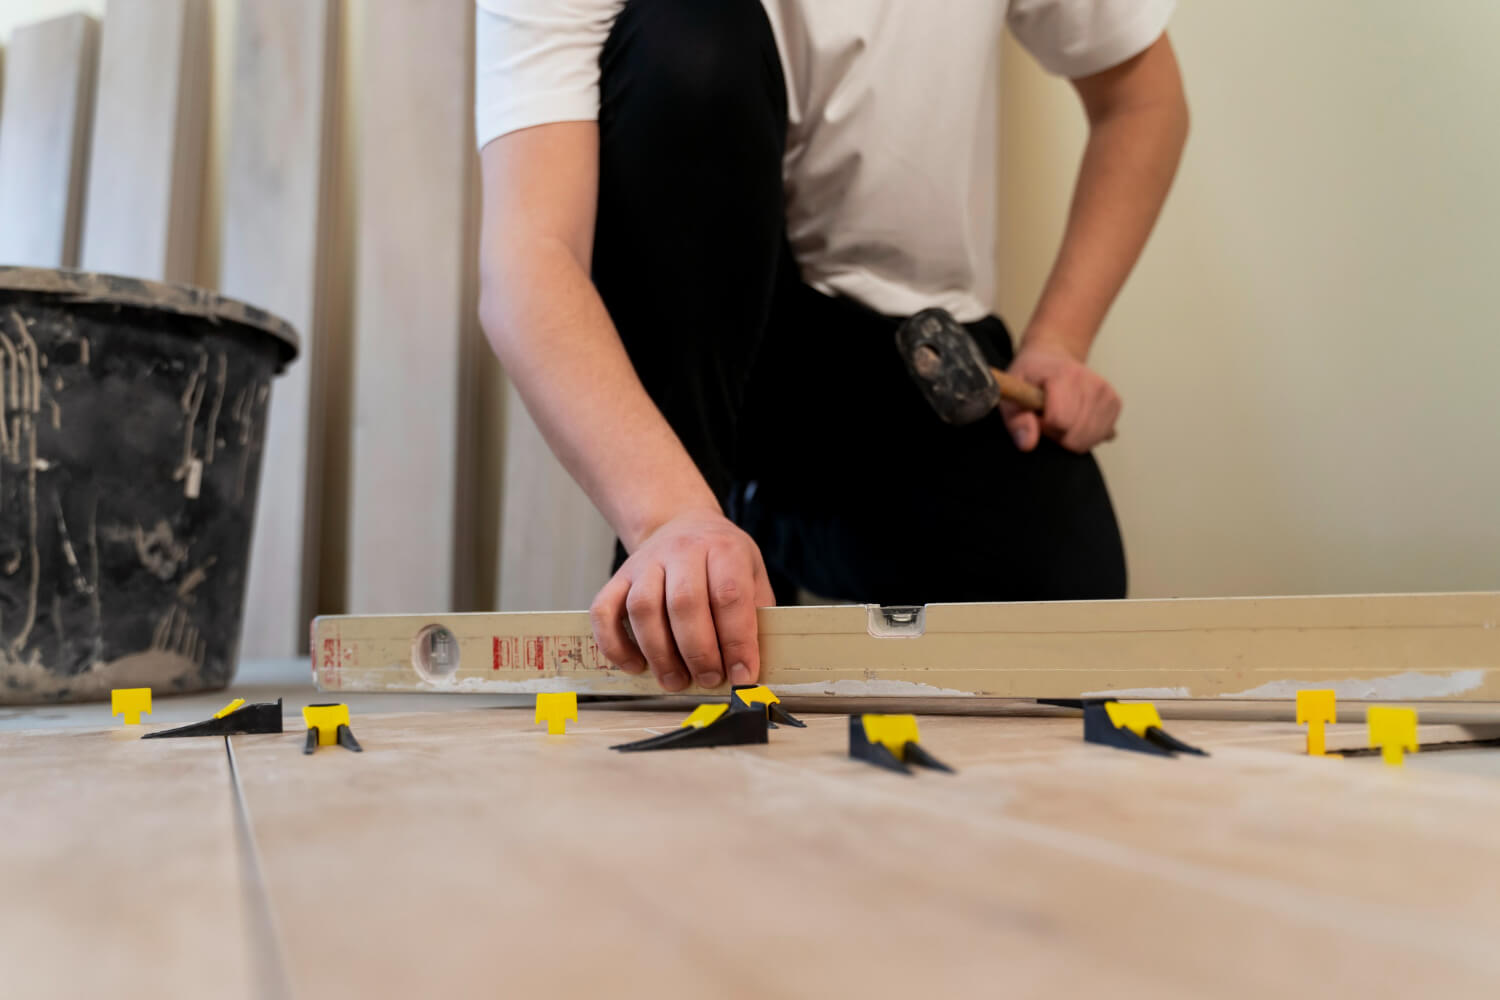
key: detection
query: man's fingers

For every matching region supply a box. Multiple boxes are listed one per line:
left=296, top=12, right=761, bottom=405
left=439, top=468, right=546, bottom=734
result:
left=1003, top=406, right=1041, bottom=452
left=664, top=551, right=725, bottom=688
left=1040, top=378, right=1081, bottom=438
left=707, top=546, right=760, bottom=686
left=1090, top=390, right=1122, bottom=447
left=1061, top=395, right=1104, bottom=451
left=1061, top=387, right=1121, bottom=452
left=1061, top=417, right=1105, bottom=452
left=751, top=550, right=778, bottom=609
left=590, top=570, right=644, bottom=673
left=999, top=348, right=1122, bottom=453
left=1008, top=389, right=1044, bottom=452
left=1061, top=424, right=1097, bottom=453
left=1103, top=391, right=1122, bottom=437
left=625, top=564, right=690, bottom=692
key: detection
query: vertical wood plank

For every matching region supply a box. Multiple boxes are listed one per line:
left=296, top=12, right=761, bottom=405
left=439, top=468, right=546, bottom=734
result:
left=497, top=395, right=615, bottom=610
left=346, top=0, right=475, bottom=614
left=78, top=0, right=208, bottom=282
left=220, top=0, right=335, bottom=657
left=0, top=14, right=97, bottom=267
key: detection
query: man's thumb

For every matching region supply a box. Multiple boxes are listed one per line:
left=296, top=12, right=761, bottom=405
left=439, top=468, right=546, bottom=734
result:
left=1005, top=410, right=1040, bottom=452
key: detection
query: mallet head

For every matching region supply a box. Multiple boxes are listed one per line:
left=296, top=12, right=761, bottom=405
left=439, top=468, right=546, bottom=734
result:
left=894, top=307, right=1000, bottom=425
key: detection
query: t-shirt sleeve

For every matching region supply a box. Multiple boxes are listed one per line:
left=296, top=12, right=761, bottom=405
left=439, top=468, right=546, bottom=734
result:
left=474, top=0, right=624, bottom=150
left=1006, top=0, right=1175, bottom=79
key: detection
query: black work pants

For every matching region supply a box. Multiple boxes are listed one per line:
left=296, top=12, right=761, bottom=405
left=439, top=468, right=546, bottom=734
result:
left=594, top=0, right=1127, bottom=605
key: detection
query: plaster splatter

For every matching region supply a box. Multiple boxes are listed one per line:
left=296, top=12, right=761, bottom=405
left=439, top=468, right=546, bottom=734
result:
left=773, top=679, right=974, bottom=697
left=404, top=675, right=603, bottom=694
left=1221, top=670, right=1486, bottom=701
left=1080, top=686, right=1192, bottom=699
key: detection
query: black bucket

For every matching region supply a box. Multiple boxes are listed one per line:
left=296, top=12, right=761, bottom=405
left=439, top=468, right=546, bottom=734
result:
left=0, top=268, right=297, bottom=704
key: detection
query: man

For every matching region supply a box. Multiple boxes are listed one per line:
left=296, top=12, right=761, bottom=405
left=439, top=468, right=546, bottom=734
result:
left=476, top=0, right=1188, bottom=692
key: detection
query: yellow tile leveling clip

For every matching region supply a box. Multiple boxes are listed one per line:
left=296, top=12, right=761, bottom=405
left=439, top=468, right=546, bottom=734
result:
left=214, top=698, right=246, bottom=719
left=1083, top=700, right=1208, bottom=757
left=731, top=684, right=806, bottom=728
left=1105, top=701, right=1163, bottom=738
left=1297, top=689, right=1337, bottom=757
left=1368, top=706, right=1418, bottom=766
left=111, top=688, right=152, bottom=726
left=680, top=704, right=728, bottom=728
left=143, top=699, right=284, bottom=740
left=534, top=692, right=578, bottom=735
left=303, top=703, right=362, bottom=754
left=849, top=714, right=954, bottom=775
left=611, top=700, right=768, bottom=752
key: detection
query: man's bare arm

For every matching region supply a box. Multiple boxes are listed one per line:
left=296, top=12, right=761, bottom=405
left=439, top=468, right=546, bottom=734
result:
left=478, top=123, right=774, bottom=691
left=1004, top=34, right=1189, bottom=452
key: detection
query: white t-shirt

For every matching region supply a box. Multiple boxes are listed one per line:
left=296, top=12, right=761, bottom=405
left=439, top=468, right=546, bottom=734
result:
left=476, top=0, right=1174, bottom=322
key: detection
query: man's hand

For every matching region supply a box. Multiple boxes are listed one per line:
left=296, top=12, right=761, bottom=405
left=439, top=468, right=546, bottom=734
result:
left=1001, top=340, right=1121, bottom=454
left=590, top=511, right=776, bottom=692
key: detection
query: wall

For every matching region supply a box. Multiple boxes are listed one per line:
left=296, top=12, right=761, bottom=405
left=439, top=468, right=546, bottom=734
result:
left=996, top=2, right=1500, bottom=598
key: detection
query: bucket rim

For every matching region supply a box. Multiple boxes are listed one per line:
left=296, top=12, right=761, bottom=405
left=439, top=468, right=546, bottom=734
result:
left=0, top=266, right=300, bottom=371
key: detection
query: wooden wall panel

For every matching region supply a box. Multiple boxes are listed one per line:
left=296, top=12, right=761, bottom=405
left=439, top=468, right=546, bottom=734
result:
left=345, top=0, right=475, bottom=614
left=0, top=13, right=96, bottom=267
left=497, top=392, right=615, bottom=610
left=220, top=0, right=336, bottom=657
left=78, top=0, right=208, bottom=282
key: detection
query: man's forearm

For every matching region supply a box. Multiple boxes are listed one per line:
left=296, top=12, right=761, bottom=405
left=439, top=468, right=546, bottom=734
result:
left=1024, top=36, right=1189, bottom=360
left=479, top=123, right=774, bottom=691
left=481, top=238, right=720, bottom=551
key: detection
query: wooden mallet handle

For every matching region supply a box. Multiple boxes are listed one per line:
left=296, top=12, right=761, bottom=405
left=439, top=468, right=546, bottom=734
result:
left=991, top=368, right=1045, bottom=413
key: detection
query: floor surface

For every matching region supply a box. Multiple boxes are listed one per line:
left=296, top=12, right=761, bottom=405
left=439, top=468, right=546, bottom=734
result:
left=5, top=685, right=1500, bottom=999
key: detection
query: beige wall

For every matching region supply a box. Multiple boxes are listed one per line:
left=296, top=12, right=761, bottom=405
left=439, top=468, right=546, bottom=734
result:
left=997, top=2, right=1500, bottom=598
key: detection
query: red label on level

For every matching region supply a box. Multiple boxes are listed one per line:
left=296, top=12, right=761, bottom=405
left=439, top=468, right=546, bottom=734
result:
left=488, top=634, right=609, bottom=673
left=319, top=636, right=343, bottom=686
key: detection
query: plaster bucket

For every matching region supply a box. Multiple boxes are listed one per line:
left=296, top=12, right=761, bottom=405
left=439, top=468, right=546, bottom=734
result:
left=0, top=267, right=297, bottom=704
